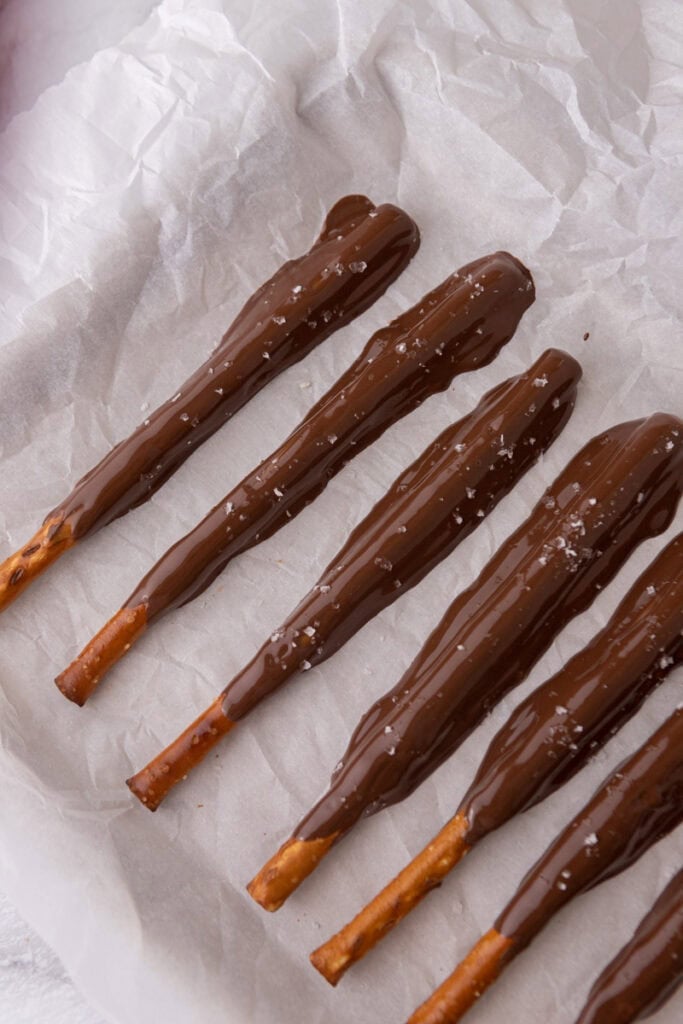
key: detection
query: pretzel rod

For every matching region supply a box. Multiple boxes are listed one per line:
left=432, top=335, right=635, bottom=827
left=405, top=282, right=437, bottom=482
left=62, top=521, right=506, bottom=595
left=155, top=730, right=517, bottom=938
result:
left=0, top=194, right=419, bottom=613
left=575, top=867, right=683, bottom=1024
left=0, top=516, right=74, bottom=613
left=406, top=929, right=513, bottom=1024
left=127, top=696, right=234, bottom=809
left=57, top=251, right=536, bottom=705
left=407, top=707, right=683, bottom=1024
left=56, top=605, right=147, bottom=705
left=247, top=834, right=339, bottom=912
left=249, top=414, right=683, bottom=912
left=311, top=531, right=683, bottom=982
left=127, top=348, right=580, bottom=810
left=310, top=813, right=470, bottom=984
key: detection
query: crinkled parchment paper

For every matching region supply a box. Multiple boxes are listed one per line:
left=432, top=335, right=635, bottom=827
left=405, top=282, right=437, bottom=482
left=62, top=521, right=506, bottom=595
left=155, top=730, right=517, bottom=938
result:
left=0, top=2, right=682, bottom=1022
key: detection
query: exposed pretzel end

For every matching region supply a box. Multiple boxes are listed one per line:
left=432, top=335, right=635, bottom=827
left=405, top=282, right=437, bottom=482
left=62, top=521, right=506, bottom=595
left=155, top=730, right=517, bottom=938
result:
left=0, top=516, right=75, bottom=613
left=55, top=603, right=147, bottom=705
left=311, top=812, right=471, bottom=985
left=247, top=833, right=338, bottom=912
left=127, top=695, right=235, bottom=810
left=407, top=928, right=513, bottom=1024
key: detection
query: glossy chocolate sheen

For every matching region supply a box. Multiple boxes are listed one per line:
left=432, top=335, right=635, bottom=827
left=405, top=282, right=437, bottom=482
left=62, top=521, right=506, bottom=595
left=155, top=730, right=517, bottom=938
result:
left=296, top=414, right=683, bottom=842
left=125, top=251, right=535, bottom=621
left=496, top=707, right=683, bottom=951
left=462, top=531, right=683, bottom=844
left=47, top=195, right=420, bottom=540
left=576, top=867, right=683, bottom=1024
left=222, top=348, right=581, bottom=720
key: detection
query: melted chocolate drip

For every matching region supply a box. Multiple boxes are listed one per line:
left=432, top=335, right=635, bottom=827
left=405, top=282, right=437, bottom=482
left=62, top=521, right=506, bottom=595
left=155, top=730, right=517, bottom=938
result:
left=576, top=867, right=683, bottom=1024
left=296, top=414, right=683, bottom=842
left=221, top=348, right=581, bottom=720
left=125, top=251, right=535, bottom=621
left=497, top=707, right=683, bottom=951
left=462, top=531, right=683, bottom=844
left=48, top=195, right=419, bottom=540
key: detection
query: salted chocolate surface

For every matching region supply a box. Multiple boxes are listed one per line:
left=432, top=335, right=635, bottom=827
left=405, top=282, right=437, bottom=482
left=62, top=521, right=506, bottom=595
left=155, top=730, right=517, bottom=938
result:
left=497, top=708, right=683, bottom=952
left=461, top=531, right=683, bottom=844
left=221, top=347, right=581, bottom=721
left=47, top=195, right=419, bottom=541
left=576, top=867, right=683, bottom=1024
left=124, top=251, right=535, bottom=621
left=295, top=413, right=683, bottom=843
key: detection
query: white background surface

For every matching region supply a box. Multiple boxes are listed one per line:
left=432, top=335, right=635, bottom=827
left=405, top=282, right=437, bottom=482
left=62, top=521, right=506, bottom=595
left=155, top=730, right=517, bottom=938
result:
left=0, top=2, right=682, bottom=1024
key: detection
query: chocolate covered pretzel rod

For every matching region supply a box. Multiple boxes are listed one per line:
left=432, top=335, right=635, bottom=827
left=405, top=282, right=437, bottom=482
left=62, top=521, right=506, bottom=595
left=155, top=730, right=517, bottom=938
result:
left=56, top=250, right=535, bottom=705
left=576, top=867, right=683, bottom=1024
left=127, top=348, right=581, bottom=810
left=311, top=531, right=683, bottom=983
left=0, top=195, right=419, bottom=612
left=407, top=706, right=683, bottom=1024
left=249, top=414, right=683, bottom=912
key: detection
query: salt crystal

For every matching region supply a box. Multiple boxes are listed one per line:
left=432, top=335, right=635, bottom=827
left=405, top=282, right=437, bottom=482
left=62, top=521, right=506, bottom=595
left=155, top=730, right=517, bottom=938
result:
left=291, top=284, right=303, bottom=294
left=396, top=341, right=407, bottom=354
left=301, top=660, right=312, bottom=671
left=466, top=487, right=476, bottom=499
left=303, top=626, right=316, bottom=638
left=374, top=557, right=393, bottom=571
left=556, top=705, right=568, bottom=715
left=646, top=585, right=656, bottom=596
left=272, top=315, right=286, bottom=325
left=225, top=501, right=234, bottom=515
left=584, top=833, right=598, bottom=847
left=533, top=376, right=548, bottom=388
left=349, top=260, right=367, bottom=273
left=179, top=412, right=190, bottom=422
left=273, top=487, right=283, bottom=498
left=328, top=434, right=337, bottom=444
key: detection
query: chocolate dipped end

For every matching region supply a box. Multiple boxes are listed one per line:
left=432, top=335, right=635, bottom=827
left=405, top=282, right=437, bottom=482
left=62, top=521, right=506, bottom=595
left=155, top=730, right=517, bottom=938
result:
left=0, top=197, right=418, bottom=615
left=250, top=415, right=682, bottom=912
left=129, top=348, right=579, bottom=811
left=56, top=251, right=534, bottom=703
left=223, top=347, right=580, bottom=722
left=294, top=414, right=683, bottom=849
left=497, top=706, right=683, bottom=951
left=461, top=531, right=683, bottom=845
left=126, top=250, right=536, bottom=625
left=50, top=196, right=420, bottom=542
left=575, top=868, right=683, bottom=1024
left=407, top=709, right=683, bottom=1024
left=313, top=531, right=683, bottom=984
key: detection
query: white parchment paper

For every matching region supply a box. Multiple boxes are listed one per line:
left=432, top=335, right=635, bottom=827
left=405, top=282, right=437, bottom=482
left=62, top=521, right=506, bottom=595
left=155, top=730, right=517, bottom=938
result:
left=1, top=2, right=682, bottom=1022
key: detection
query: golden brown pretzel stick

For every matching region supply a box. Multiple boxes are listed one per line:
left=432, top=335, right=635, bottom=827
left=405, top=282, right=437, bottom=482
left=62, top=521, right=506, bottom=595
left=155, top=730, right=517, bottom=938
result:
left=310, top=814, right=470, bottom=984
left=248, top=415, right=682, bottom=914
left=1, top=195, right=418, bottom=614
left=127, top=348, right=579, bottom=810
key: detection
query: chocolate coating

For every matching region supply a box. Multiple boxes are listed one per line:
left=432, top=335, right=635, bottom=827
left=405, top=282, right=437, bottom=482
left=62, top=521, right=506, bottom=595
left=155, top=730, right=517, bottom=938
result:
left=496, top=707, right=683, bottom=951
left=222, top=348, right=581, bottom=720
left=125, top=251, right=535, bottom=621
left=296, top=414, right=683, bottom=842
left=462, top=531, right=683, bottom=843
left=576, top=867, right=683, bottom=1024
left=47, top=195, right=419, bottom=540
